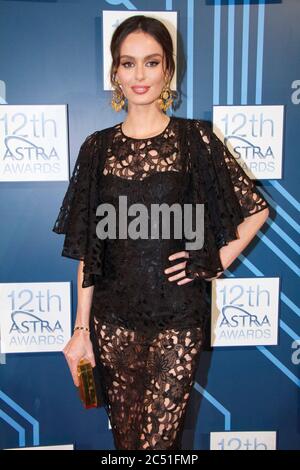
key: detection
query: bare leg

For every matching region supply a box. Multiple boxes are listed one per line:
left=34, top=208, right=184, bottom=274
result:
left=92, top=317, right=204, bottom=450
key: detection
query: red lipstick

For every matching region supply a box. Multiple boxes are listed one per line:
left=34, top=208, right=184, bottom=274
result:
left=131, top=86, right=150, bottom=94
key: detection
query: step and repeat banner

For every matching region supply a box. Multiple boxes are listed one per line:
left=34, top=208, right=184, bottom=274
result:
left=0, top=0, right=299, bottom=451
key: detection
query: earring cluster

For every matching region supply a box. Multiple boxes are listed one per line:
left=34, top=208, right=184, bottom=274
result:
left=156, top=82, right=174, bottom=112
left=111, top=79, right=126, bottom=112
left=111, top=78, right=175, bottom=112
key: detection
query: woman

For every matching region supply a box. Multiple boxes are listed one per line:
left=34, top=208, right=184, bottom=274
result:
left=52, top=15, right=270, bottom=450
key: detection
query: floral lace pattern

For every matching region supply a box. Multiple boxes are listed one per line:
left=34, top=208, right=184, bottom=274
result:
left=52, top=130, right=106, bottom=287
left=53, top=116, right=269, bottom=449
left=103, top=119, right=183, bottom=181
left=52, top=116, right=269, bottom=286
left=184, top=119, right=270, bottom=280
left=91, top=317, right=204, bottom=450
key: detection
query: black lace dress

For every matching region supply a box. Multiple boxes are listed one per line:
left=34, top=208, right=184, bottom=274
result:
left=52, top=116, right=269, bottom=450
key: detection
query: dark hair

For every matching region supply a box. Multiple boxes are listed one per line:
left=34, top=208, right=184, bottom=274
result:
left=109, top=15, right=177, bottom=106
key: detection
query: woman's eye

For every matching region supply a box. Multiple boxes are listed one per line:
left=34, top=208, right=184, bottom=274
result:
left=147, top=61, right=160, bottom=67
left=121, top=61, right=160, bottom=68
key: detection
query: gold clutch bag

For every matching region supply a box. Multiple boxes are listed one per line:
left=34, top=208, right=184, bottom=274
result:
left=77, top=358, right=102, bottom=409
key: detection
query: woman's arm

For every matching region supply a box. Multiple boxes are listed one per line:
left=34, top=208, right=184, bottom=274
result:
left=215, top=206, right=270, bottom=278
left=62, top=260, right=96, bottom=386
left=165, top=206, right=269, bottom=285
left=74, top=260, right=95, bottom=329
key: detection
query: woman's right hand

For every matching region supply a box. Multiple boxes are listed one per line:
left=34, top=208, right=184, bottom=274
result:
left=62, top=330, right=96, bottom=387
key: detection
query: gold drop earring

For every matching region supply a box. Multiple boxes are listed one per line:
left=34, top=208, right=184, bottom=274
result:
left=157, top=81, right=174, bottom=112
left=111, top=78, right=126, bottom=112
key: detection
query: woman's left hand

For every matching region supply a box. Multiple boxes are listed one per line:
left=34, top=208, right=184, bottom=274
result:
left=164, top=251, right=194, bottom=285
left=164, top=251, right=224, bottom=284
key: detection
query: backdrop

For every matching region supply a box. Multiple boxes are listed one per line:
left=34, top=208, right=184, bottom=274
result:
left=0, top=0, right=299, bottom=450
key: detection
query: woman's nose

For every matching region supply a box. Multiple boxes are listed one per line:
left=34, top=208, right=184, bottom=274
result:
left=134, top=64, right=146, bottom=80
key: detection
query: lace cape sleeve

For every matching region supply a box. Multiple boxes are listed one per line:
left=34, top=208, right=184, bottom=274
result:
left=52, top=130, right=106, bottom=288
left=184, top=119, right=270, bottom=280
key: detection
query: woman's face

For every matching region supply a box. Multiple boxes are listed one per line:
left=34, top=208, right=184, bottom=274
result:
left=115, top=31, right=169, bottom=108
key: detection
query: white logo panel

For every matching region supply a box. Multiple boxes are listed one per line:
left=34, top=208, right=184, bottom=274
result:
left=210, top=431, right=277, bottom=450
left=213, top=105, right=284, bottom=179
left=0, top=104, right=68, bottom=182
left=6, top=444, right=74, bottom=450
left=0, top=282, right=71, bottom=353
left=211, top=278, right=280, bottom=347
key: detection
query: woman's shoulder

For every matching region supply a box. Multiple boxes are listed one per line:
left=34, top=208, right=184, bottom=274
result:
left=79, top=128, right=109, bottom=150
left=173, top=116, right=213, bottom=131
left=173, top=117, right=216, bottom=145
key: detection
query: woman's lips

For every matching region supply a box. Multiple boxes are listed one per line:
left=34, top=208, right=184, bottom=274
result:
left=131, top=86, right=150, bottom=94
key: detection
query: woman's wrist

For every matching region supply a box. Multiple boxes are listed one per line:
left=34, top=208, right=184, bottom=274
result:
left=73, top=325, right=90, bottom=333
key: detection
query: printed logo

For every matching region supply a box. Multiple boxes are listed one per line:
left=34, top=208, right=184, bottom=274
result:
left=210, top=431, right=277, bottom=450
left=213, top=105, right=284, bottom=179
left=0, top=105, right=68, bottom=182
left=291, top=339, right=300, bottom=365
left=211, top=277, right=280, bottom=346
left=0, top=282, right=71, bottom=353
left=95, top=196, right=205, bottom=250
left=6, top=444, right=74, bottom=450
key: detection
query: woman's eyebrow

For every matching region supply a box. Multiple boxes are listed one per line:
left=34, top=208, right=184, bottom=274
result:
left=120, top=53, right=162, bottom=59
